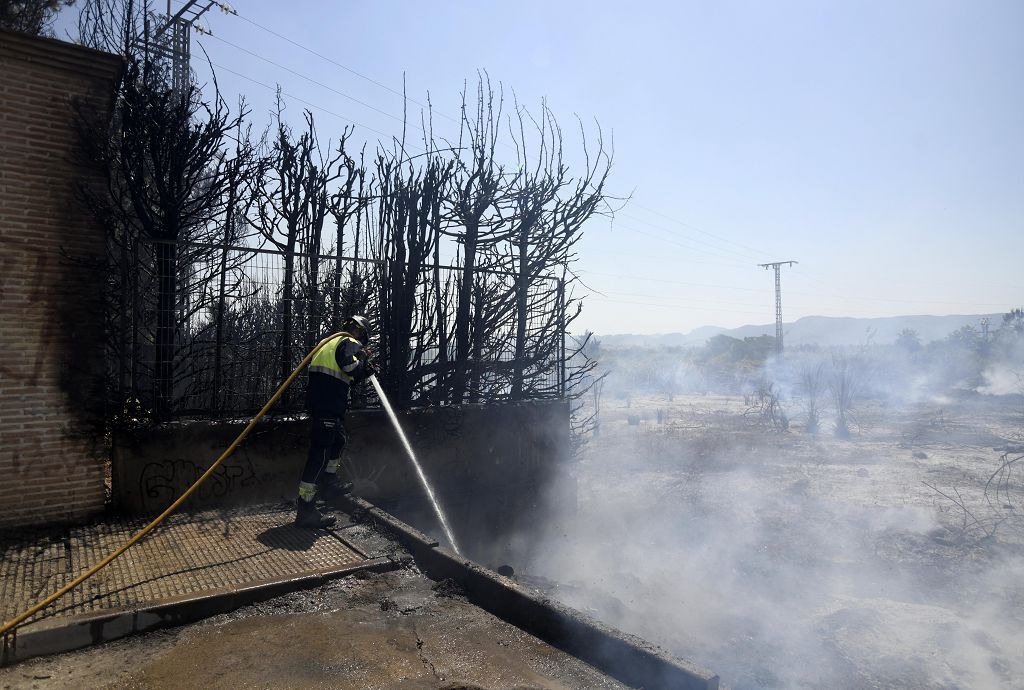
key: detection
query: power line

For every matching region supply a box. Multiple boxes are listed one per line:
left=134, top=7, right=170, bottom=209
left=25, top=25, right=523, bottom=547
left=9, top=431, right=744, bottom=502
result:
left=616, top=211, right=766, bottom=262
left=192, top=0, right=671, bottom=168
left=207, top=60, right=404, bottom=144
left=190, top=1, right=535, bottom=161
left=192, top=30, right=764, bottom=277
left=577, top=269, right=770, bottom=293
left=199, top=2, right=1022, bottom=303
left=583, top=292, right=982, bottom=320
left=189, top=2, right=1017, bottom=319
left=579, top=267, right=1013, bottom=308
left=790, top=263, right=1023, bottom=295
left=203, top=32, right=417, bottom=129
left=614, top=209, right=761, bottom=261
left=592, top=289, right=792, bottom=309
left=197, top=0, right=780, bottom=273
left=213, top=2, right=460, bottom=125
left=579, top=285, right=975, bottom=317
left=585, top=295, right=767, bottom=316
left=786, top=264, right=1016, bottom=306
left=625, top=228, right=756, bottom=268
left=629, top=201, right=774, bottom=258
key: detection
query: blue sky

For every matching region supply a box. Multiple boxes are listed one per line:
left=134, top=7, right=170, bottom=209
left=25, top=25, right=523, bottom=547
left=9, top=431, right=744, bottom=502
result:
left=61, top=0, right=1024, bottom=334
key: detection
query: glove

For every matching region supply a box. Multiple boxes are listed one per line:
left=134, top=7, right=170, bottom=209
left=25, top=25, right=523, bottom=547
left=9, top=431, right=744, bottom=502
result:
left=355, top=350, right=379, bottom=379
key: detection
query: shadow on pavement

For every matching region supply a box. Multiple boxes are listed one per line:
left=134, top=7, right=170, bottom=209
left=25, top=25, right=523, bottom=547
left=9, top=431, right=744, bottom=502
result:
left=256, top=523, right=324, bottom=552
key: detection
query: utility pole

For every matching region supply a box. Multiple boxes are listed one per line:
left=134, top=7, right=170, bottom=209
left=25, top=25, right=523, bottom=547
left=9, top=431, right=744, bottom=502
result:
left=149, top=1, right=217, bottom=95
left=758, top=261, right=797, bottom=355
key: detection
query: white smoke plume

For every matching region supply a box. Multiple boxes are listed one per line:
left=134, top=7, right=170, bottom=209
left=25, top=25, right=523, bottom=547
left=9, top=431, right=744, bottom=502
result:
left=513, top=335, right=1024, bottom=688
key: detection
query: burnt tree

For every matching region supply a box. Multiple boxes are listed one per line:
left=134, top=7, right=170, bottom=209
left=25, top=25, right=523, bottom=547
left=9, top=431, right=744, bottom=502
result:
left=506, top=103, right=613, bottom=399
left=252, top=103, right=338, bottom=389
left=76, top=54, right=246, bottom=420
left=328, top=134, right=372, bottom=330
left=444, top=76, right=511, bottom=404
left=374, top=147, right=454, bottom=407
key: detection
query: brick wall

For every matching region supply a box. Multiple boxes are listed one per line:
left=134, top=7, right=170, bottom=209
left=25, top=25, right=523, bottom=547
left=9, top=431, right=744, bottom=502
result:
left=0, top=30, right=122, bottom=528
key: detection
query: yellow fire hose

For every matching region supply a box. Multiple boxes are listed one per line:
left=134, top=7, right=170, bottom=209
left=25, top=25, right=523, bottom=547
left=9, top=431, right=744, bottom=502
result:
left=0, top=332, right=346, bottom=638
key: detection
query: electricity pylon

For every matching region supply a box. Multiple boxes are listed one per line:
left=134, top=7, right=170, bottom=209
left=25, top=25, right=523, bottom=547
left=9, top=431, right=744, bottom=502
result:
left=149, top=1, right=216, bottom=95
left=758, top=261, right=797, bottom=355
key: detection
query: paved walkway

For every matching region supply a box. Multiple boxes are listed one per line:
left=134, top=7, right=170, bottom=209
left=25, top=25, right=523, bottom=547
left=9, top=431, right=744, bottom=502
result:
left=0, top=504, right=370, bottom=634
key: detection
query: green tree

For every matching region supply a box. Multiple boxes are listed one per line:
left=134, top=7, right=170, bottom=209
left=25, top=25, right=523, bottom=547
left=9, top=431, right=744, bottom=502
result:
left=0, top=0, right=74, bottom=35
left=948, top=324, right=980, bottom=349
left=1002, top=308, right=1024, bottom=333
left=895, top=328, right=922, bottom=352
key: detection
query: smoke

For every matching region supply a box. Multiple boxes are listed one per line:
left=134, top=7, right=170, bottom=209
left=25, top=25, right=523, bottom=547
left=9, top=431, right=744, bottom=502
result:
left=979, top=365, right=1022, bottom=396
left=513, top=346, right=1024, bottom=688
left=978, top=324, right=1024, bottom=397
left=498, top=325, right=1024, bottom=687
left=590, top=321, right=1024, bottom=417
left=978, top=336, right=1024, bottom=398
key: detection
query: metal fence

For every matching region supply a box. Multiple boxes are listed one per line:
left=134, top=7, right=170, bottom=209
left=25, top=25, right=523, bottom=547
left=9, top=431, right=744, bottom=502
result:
left=111, top=239, right=566, bottom=420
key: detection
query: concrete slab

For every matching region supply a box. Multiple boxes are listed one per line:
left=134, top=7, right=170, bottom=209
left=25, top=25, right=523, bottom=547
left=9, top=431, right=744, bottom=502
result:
left=0, top=569, right=631, bottom=690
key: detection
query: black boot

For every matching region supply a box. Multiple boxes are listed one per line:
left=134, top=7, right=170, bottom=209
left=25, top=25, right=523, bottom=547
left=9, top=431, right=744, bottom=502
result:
left=318, top=473, right=353, bottom=501
left=295, top=499, right=336, bottom=528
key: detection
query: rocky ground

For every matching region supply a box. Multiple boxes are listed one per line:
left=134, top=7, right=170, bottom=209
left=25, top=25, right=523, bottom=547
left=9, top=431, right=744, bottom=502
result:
left=522, top=391, right=1024, bottom=689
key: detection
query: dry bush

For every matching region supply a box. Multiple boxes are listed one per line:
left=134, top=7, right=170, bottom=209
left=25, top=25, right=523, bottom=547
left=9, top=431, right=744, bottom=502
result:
left=744, top=381, right=789, bottom=431
left=925, top=448, right=1024, bottom=547
left=829, top=353, right=862, bottom=438
left=799, top=361, right=826, bottom=434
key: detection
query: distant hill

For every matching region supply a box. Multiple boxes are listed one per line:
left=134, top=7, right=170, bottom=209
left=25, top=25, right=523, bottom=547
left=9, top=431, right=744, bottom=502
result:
left=599, top=313, right=1003, bottom=349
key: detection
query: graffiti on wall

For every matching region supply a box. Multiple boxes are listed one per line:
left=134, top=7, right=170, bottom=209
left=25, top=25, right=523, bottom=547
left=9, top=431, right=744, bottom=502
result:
left=138, top=453, right=262, bottom=512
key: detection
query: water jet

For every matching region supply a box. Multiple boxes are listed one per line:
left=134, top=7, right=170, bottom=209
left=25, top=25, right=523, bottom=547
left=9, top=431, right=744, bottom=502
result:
left=369, top=375, right=462, bottom=556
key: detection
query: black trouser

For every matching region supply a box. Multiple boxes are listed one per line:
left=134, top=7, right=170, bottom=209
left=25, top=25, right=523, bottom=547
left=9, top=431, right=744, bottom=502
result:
left=300, top=414, right=347, bottom=486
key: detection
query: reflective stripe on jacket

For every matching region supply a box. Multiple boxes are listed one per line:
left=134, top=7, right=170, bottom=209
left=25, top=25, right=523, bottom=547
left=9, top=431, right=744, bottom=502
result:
left=308, top=332, right=362, bottom=383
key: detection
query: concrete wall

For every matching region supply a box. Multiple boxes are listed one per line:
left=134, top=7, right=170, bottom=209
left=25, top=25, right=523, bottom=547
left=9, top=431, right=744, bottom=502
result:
left=112, top=399, right=574, bottom=564
left=0, top=31, right=122, bottom=528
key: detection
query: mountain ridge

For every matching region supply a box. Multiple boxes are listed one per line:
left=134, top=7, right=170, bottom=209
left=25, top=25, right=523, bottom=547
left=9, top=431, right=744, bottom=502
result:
left=598, top=313, right=1004, bottom=348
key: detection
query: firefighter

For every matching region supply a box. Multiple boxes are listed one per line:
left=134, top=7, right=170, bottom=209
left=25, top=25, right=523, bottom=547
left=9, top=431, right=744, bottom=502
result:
left=296, top=315, right=377, bottom=528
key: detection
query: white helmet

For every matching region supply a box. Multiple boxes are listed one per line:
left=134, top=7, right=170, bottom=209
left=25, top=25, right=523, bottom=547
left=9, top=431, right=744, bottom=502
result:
left=344, top=315, right=371, bottom=344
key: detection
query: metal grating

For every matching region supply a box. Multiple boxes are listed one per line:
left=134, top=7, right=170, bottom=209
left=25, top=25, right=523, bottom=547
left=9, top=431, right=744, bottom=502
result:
left=0, top=506, right=364, bottom=629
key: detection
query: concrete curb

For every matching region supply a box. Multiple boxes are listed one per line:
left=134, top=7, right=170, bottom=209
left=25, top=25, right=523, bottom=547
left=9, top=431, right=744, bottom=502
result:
left=339, top=495, right=720, bottom=690
left=1, top=557, right=397, bottom=667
